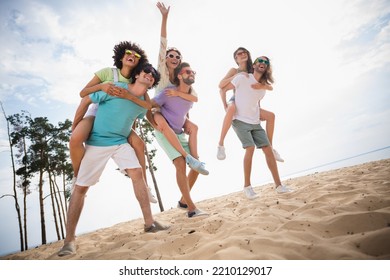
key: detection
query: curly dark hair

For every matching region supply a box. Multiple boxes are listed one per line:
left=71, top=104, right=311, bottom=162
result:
left=173, top=62, right=191, bottom=86
left=112, top=41, right=149, bottom=81
left=233, top=47, right=254, bottom=74
left=131, top=63, right=161, bottom=88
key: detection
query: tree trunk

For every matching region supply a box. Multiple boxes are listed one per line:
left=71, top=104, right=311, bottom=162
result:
left=139, top=125, right=164, bottom=212
left=53, top=175, right=65, bottom=239
left=48, top=170, right=60, bottom=241
left=23, top=187, right=28, bottom=250
left=0, top=102, right=24, bottom=251
left=38, top=167, right=47, bottom=245
left=62, top=172, right=68, bottom=215
left=22, top=136, right=28, bottom=250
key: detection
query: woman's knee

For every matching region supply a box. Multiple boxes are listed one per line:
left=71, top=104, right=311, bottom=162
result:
left=129, top=132, right=145, bottom=148
left=69, top=130, right=86, bottom=148
left=70, top=118, right=94, bottom=146
left=227, top=103, right=236, bottom=114
left=184, top=121, right=198, bottom=134
left=269, top=111, right=275, bottom=121
left=153, top=113, right=169, bottom=132
left=261, top=110, right=275, bottom=122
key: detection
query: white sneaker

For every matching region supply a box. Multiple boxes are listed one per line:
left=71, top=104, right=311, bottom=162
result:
left=147, top=186, right=157, bottom=203
left=185, top=154, right=209, bottom=175
left=217, top=145, right=226, bottom=160
left=276, top=185, right=293, bottom=193
left=273, top=148, right=284, bottom=162
left=243, top=185, right=259, bottom=199
left=188, top=208, right=209, bottom=218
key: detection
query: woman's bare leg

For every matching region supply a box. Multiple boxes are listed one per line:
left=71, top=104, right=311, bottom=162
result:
left=260, top=108, right=275, bottom=145
left=154, top=112, right=188, bottom=157
left=153, top=112, right=208, bottom=175
left=69, top=116, right=94, bottom=177
left=218, top=103, right=236, bottom=147
left=183, top=119, right=198, bottom=158
left=260, top=108, right=284, bottom=162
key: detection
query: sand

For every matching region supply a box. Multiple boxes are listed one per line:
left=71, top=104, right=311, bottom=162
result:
left=2, top=159, right=390, bottom=260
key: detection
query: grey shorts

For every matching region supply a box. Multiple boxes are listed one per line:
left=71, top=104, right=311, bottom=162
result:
left=232, top=119, right=270, bottom=149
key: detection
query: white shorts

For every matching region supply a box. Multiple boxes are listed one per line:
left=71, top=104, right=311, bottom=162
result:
left=84, top=103, right=99, bottom=118
left=76, top=143, right=141, bottom=187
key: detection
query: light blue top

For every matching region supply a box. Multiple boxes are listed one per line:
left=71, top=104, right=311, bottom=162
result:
left=86, top=82, right=146, bottom=146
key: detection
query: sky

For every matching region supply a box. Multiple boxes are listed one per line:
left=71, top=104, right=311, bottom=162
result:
left=0, top=0, right=390, bottom=257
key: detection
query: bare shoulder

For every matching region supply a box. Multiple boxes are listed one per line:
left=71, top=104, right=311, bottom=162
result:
left=226, top=67, right=238, bottom=77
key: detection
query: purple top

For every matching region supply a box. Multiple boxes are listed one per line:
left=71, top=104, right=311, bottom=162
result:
left=153, top=86, right=193, bottom=134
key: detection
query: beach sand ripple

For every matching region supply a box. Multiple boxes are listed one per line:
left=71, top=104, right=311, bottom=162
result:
left=3, top=159, right=390, bottom=260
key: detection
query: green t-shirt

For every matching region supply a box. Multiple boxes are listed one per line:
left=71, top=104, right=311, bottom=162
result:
left=95, top=67, right=132, bottom=83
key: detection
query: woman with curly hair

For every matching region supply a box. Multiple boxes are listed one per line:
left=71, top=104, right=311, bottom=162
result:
left=69, top=41, right=157, bottom=203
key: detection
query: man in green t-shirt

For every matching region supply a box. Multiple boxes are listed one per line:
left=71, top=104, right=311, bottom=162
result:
left=58, top=64, right=169, bottom=257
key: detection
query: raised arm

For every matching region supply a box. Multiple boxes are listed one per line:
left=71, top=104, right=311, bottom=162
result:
left=157, top=2, right=170, bottom=38
left=218, top=68, right=238, bottom=89
left=72, top=96, right=92, bottom=130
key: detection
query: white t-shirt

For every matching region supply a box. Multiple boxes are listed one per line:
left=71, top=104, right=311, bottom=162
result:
left=231, top=73, right=266, bottom=125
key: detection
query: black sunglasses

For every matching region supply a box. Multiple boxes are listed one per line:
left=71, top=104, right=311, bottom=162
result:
left=143, top=67, right=158, bottom=79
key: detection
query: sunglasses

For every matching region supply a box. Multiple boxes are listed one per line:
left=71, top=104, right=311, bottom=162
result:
left=166, top=53, right=181, bottom=60
left=254, top=57, right=270, bottom=65
left=143, top=67, right=158, bottom=79
left=125, top=49, right=141, bottom=59
left=180, top=69, right=196, bottom=75
left=235, top=51, right=247, bottom=57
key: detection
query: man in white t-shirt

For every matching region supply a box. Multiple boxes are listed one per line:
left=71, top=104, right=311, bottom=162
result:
left=220, top=56, right=293, bottom=199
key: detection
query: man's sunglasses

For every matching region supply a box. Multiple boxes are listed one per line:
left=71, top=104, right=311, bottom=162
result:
left=180, top=69, right=196, bottom=75
left=254, top=57, right=270, bottom=65
left=143, top=67, right=158, bottom=79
